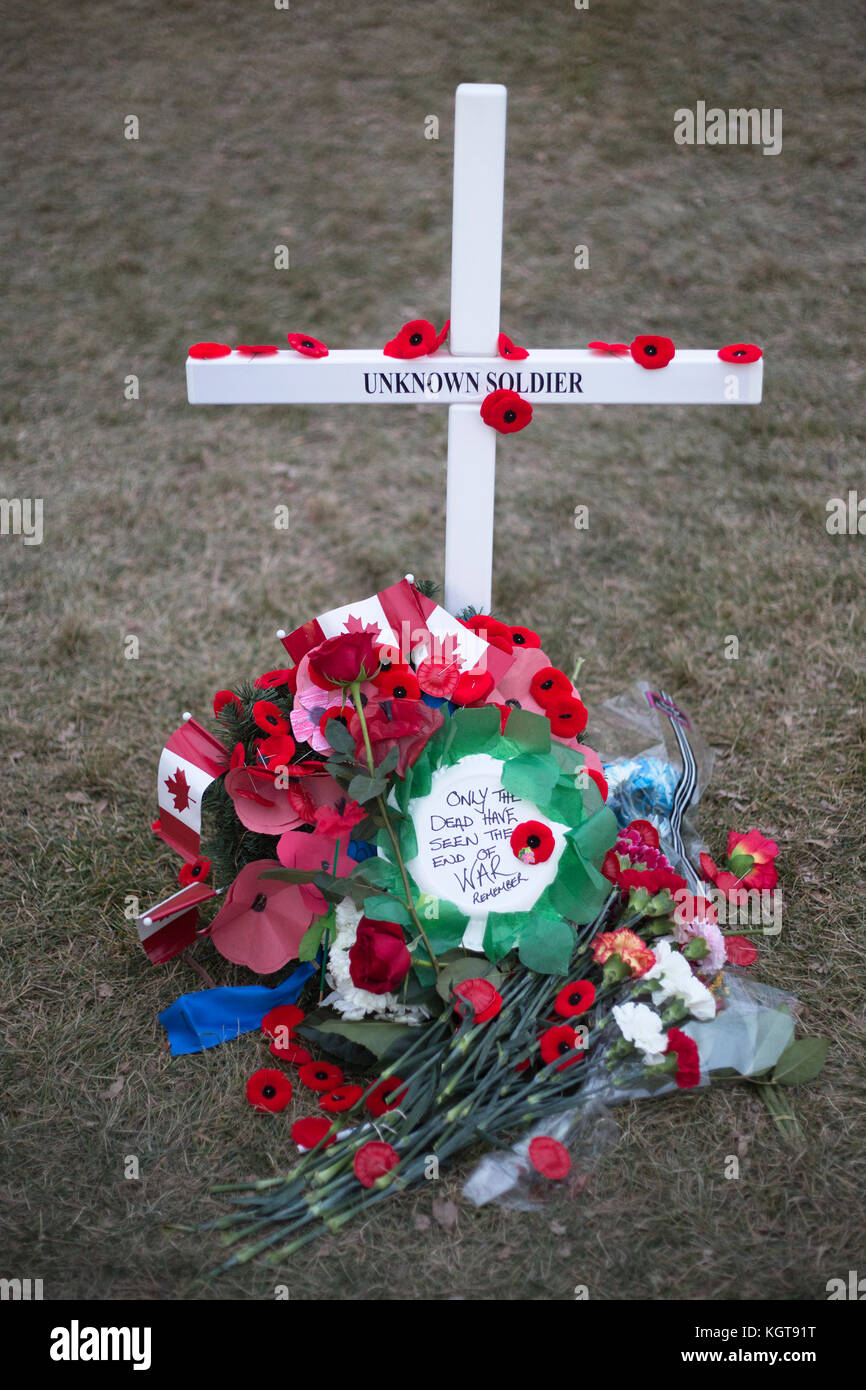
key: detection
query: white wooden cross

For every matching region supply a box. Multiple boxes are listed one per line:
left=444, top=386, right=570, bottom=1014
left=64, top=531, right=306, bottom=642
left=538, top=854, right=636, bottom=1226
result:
left=186, top=84, right=762, bottom=615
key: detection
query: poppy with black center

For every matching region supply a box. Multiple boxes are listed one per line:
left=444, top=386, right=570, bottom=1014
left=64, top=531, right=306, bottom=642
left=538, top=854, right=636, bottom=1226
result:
left=629, top=334, right=675, bottom=370
left=287, top=332, right=329, bottom=357
left=529, top=666, right=573, bottom=710
left=718, top=342, right=762, bottom=364
left=245, top=1068, right=293, bottom=1112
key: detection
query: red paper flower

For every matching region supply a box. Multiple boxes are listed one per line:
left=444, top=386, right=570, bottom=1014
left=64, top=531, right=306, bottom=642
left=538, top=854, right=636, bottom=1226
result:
left=528, top=1135, right=571, bottom=1179
left=349, top=917, right=411, bottom=995
left=213, top=689, right=244, bottom=718
left=415, top=657, right=460, bottom=700
left=665, top=1027, right=701, bottom=1089
left=312, top=797, right=366, bottom=838
left=246, top=1068, right=292, bottom=1112
left=292, top=1116, right=336, bottom=1150
left=309, top=631, right=380, bottom=688
left=255, top=668, right=294, bottom=690
left=461, top=614, right=514, bottom=653
left=229, top=742, right=246, bottom=769
left=348, top=698, right=443, bottom=778
left=554, top=979, right=596, bottom=1018
left=451, top=670, right=495, bottom=706
left=529, top=666, right=572, bottom=709
left=453, top=978, right=503, bottom=1023
left=319, top=1084, right=364, bottom=1114
left=287, top=332, right=329, bottom=357
left=383, top=319, right=441, bottom=359
left=508, top=625, right=541, bottom=648
left=365, top=1077, right=407, bottom=1117
left=299, top=1061, right=344, bottom=1093
left=539, top=1024, right=583, bottom=1071
left=189, top=342, right=231, bottom=359
left=545, top=695, right=588, bottom=739
left=252, top=699, right=291, bottom=736
left=208, top=857, right=329, bottom=974
left=724, top=935, right=758, bottom=967
left=588, top=341, right=629, bottom=355
left=498, top=331, right=529, bottom=360
left=237, top=344, right=278, bottom=356
left=510, top=820, right=555, bottom=866
left=261, top=1003, right=305, bottom=1041
left=178, top=855, right=211, bottom=887
left=374, top=665, right=421, bottom=700
left=270, top=1040, right=311, bottom=1064
left=354, top=1141, right=400, bottom=1188
left=480, top=388, right=533, bottom=434
left=630, top=335, right=675, bottom=369
left=718, top=343, right=762, bottom=364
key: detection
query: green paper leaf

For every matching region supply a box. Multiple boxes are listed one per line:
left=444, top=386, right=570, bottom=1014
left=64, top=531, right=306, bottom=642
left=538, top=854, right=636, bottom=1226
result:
left=351, top=856, right=397, bottom=888
left=547, top=847, right=611, bottom=923
left=363, top=894, right=411, bottom=926
left=422, top=898, right=469, bottom=954
left=771, top=1038, right=829, bottom=1086
left=501, top=751, right=560, bottom=805
left=298, top=911, right=333, bottom=963
left=517, top=916, right=576, bottom=975
left=501, top=709, right=551, bottom=754
left=482, top=911, right=523, bottom=962
left=569, top=803, right=618, bottom=864
left=323, top=718, right=356, bottom=753
left=448, top=705, right=502, bottom=759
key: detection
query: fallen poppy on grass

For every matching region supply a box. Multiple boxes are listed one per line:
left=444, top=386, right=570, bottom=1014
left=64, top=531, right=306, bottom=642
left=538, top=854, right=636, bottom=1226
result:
left=261, top=1004, right=305, bottom=1041
left=269, top=1041, right=312, bottom=1065
left=319, top=1085, right=364, bottom=1114
left=365, top=1077, right=407, bottom=1117
left=246, top=1069, right=293, bottom=1113
left=299, top=1061, right=344, bottom=1093
left=724, top=935, right=759, bottom=967
left=292, top=1116, right=336, bottom=1150
left=528, top=1135, right=571, bottom=1179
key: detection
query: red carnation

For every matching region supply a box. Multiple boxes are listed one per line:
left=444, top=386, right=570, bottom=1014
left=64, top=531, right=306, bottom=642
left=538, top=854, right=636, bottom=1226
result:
left=630, top=334, right=675, bottom=369
left=587, top=341, right=629, bottom=355
left=287, top=332, right=329, bottom=357
left=237, top=344, right=278, bottom=356
left=665, top=1027, right=701, bottom=1089
left=508, top=625, right=541, bottom=648
left=292, top=1116, right=336, bottom=1150
left=188, top=342, right=231, bottom=359
left=453, top=978, right=503, bottom=1023
left=213, top=689, right=244, bottom=718
left=245, top=1068, right=293, bottom=1113
left=510, top=820, right=555, bottom=866
left=365, top=1077, right=408, bottom=1118
left=539, top=1024, right=583, bottom=1071
left=354, top=1141, right=400, bottom=1188
left=554, top=979, right=595, bottom=1018
left=298, top=1061, right=344, bottom=1093
left=528, top=1135, right=571, bottom=1179
left=529, top=666, right=572, bottom=709
left=178, top=855, right=211, bottom=887
left=309, top=631, right=380, bottom=688
left=383, top=319, right=441, bottom=359
left=319, top=1084, right=364, bottom=1114
left=498, top=331, right=529, bottom=360
left=545, top=694, right=588, bottom=739
left=348, top=917, right=411, bottom=995
left=718, top=343, right=762, bottom=364
left=480, top=388, right=533, bottom=434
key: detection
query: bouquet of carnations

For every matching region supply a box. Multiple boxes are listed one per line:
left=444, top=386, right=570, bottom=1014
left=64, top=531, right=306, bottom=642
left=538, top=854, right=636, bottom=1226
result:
left=139, top=577, right=826, bottom=1268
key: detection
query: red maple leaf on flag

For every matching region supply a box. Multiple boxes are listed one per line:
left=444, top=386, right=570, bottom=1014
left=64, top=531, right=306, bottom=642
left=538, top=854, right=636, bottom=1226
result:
left=343, top=613, right=382, bottom=641
left=165, top=767, right=195, bottom=812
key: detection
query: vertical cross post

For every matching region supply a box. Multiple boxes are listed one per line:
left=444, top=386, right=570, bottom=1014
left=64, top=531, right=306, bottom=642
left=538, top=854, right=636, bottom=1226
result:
left=444, top=83, right=507, bottom=617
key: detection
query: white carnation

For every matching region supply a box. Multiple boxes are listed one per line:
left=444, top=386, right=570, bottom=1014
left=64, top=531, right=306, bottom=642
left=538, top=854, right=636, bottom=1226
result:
left=644, top=939, right=716, bottom=1022
left=612, top=1001, right=668, bottom=1064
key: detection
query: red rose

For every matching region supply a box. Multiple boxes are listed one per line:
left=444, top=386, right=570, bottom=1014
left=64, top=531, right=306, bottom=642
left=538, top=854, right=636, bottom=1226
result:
left=287, top=332, right=329, bottom=357
left=348, top=697, right=443, bottom=778
left=630, top=335, right=675, bottom=369
left=308, top=631, right=380, bottom=688
left=718, top=342, right=762, bottom=364
left=348, top=917, right=411, bottom=995
left=480, top=388, right=533, bottom=434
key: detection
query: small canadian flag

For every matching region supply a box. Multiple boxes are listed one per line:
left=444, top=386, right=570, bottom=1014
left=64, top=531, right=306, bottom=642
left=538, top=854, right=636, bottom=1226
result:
left=154, top=715, right=229, bottom=861
left=136, top=881, right=218, bottom=964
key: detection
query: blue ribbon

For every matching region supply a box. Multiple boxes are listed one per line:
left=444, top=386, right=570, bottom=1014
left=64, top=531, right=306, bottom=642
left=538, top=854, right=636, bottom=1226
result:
left=158, top=962, right=317, bottom=1056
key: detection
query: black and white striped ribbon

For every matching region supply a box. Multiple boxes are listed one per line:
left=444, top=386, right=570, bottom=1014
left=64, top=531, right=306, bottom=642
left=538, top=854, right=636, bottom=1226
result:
left=659, top=688, right=701, bottom=892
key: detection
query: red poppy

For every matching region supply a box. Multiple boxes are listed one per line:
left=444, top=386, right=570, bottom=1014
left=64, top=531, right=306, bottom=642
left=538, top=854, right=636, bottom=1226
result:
left=510, top=820, right=555, bottom=866
left=178, top=855, right=211, bottom=887
left=718, top=343, right=762, bottom=364
left=498, top=331, right=529, bottom=360
left=451, top=670, right=496, bottom=706
left=347, top=698, right=443, bottom=778
left=383, top=319, right=440, bottom=359
left=539, top=1024, right=583, bottom=1070
left=287, top=332, right=329, bottom=357
left=213, top=689, right=244, bottom=718
left=150, top=818, right=163, bottom=834
left=461, top=614, right=514, bottom=653
left=313, top=798, right=367, bottom=838
left=365, top=1077, right=407, bottom=1117
left=587, top=341, right=629, bottom=355
left=270, top=1040, right=311, bottom=1065
left=229, top=741, right=246, bottom=769
left=528, top=1135, right=571, bottom=1179
left=508, top=625, right=541, bottom=648
left=255, top=668, right=294, bottom=690
left=298, top=1061, right=344, bottom=1093
left=554, top=979, right=596, bottom=1018
left=665, top=1027, right=701, bottom=1089
left=545, top=695, right=588, bottom=739
left=236, top=344, right=278, bottom=356
left=480, top=388, right=533, bottom=434
left=529, top=666, right=572, bottom=709
left=252, top=699, right=291, bottom=736
left=245, top=1068, right=293, bottom=1113
left=292, top=1116, right=336, bottom=1150
left=261, top=1004, right=305, bottom=1042
left=374, top=665, right=421, bottom=700
left=189, top=342, right=231, bottom=359
left=354, top=1141, right=400, bottom=1188
left=309, top=631, right=380, bottom=687
left=630, top=335, right=675, bottom=369
left=319, top=1084, right=364, bottom=1114
left=724, top=935, right=758, bottom=967
left=255, top=732, right=296, bottom=769
left=435, top=319, right=450, bottom=349
left=453, top=978, right=503, bottom=1023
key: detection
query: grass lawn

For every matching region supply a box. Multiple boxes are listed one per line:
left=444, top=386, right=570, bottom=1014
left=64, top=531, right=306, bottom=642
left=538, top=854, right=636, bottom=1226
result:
left=1, top=0, right=864, bottom=1300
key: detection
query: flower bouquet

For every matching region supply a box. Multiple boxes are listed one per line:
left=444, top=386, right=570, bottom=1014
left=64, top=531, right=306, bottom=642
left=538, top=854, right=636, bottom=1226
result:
left=139, top=577, right=826, bottom=1268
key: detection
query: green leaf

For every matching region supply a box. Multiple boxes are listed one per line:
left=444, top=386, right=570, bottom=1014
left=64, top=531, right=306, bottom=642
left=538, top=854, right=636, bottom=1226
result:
left=297, top=911, right=332, bottom=963
left=423, top=898, right=469, bottom=954
left=323, top=718, right=356, bottom=753
left=569, top=804, right=618, bottom=864
left=517, top=916, right=576, bottom=975
left=448, top=705, right=502, bottom=759
left=772, top=1038, right=829, bottom=1086
left=728, top=853, right=754, bottom=879
left=363, top=894, right=411, bottom=926
left=351, top=855, right=397, bottom=888
left=299, top=1016, right=414, bottom=1060
left=501, top=752, right=560, bottom=805
left=501, top=709, right=551, bottom=754
left=435, top=956, right=504, bottom=1003
left=547, top=848, right=611, bottom=923
left=376, top=745, right=400, bottom=776
left=258, top=867, right=319, bottom=884
left=348, top=772, right=388, bottom=803
left=482, top=911, right=522, bottom=962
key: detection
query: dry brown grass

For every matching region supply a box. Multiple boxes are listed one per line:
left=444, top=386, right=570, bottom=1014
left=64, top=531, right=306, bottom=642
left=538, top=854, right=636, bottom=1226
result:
left=1, top=0, right=864, bottom=1300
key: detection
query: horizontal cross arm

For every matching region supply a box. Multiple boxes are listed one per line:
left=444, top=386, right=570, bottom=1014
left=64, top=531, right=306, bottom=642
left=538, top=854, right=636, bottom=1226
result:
left=186, top=349, right=762, bottom=406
